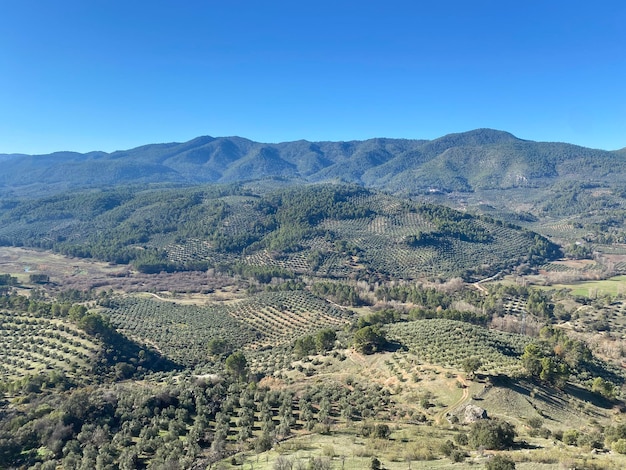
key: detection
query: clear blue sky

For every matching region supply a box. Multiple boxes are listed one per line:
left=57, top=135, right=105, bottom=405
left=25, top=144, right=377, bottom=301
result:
left=1, top=1, right=625, bottom=154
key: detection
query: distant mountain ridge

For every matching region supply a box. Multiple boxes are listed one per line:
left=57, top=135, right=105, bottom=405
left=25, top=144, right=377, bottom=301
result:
left=1, top=129, right=624, bottom=196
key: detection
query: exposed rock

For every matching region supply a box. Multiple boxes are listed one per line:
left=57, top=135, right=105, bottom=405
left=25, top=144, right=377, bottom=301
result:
left=464, top=404, right=488, bottom=423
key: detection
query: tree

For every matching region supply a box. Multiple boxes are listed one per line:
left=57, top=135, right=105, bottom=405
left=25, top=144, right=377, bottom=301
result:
left=521, top=343, right=543, bottom=377
left=462, top=357, right=482, bottom=378
left=294, top=335, right=316, bottom=358
left=255, top=431, right=273, bottom=453
left=225, top=351, right=248, bottom=381
left=315, top=329, right=337, bottom=352
left=591, top=377, right=616, bottom=399
left=539, top=356, right=569, bottom=388
left=78, top=313, right=110, bottom=337
left=521, top=343, right=569, bottom=387
left=373, top=424, right=390, bottom=439
left=353, top=326, right=387, bottom=354
left=68, top=304, right=88, bottom=322
left=207, top=338, right=232, bottom=357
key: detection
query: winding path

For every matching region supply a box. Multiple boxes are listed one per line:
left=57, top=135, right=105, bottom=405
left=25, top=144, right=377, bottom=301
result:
left=435, top=374, right=471, bottom=425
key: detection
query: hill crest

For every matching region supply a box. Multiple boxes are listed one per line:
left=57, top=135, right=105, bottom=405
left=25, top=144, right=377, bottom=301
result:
left=0, top=129, right=622, bottom=197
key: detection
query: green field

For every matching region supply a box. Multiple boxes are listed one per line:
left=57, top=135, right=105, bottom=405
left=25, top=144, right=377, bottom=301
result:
left=542, top=275, right=626, bottom=297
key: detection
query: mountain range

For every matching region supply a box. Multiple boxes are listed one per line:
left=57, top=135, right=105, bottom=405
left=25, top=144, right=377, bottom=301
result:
left=1, top=128, right=625, bottom=197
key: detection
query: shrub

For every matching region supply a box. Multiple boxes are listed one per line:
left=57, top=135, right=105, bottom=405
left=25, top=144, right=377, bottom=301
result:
left=486, top=454, right=516, bottom=470
left=468, top=419, right=516, bottom=450
left=307, top=457, right=332, bottom=470
left=562, top=429, right=580, bottom=446
left=605, top=424, right=626, bottom=446
left=612, top=438, right=626, bottom=454
left=255, top=431, right=273, bottom=453
left=439, top=440, right=455, bottom=457
left=450, top=449, right=466, bottom=463
left=273, top=455, right=293, bottom=470
left=591, top=377, right=615, bottom=399
left=454, top=433, right=468, bottom=446
left=577, top=431, right=604, bottom=450
left=373, top=424, right=391, bottom=439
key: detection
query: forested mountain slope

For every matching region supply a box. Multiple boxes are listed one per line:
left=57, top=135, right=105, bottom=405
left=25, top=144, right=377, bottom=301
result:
left=0, top=184, right=559, bottom=280
left=1, top=129, right=623, bottom=197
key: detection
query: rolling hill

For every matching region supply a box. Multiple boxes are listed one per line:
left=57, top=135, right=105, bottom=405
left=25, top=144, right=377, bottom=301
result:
left=0, top=184, right=560, bottom=281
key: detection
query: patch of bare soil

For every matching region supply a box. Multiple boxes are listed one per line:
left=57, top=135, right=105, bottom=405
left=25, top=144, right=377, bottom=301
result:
left=0, top=247, right=240, bottom=299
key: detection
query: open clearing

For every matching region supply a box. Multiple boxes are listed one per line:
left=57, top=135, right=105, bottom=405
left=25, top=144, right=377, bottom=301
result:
left=540, top=275, right=626, bottom=297
left=0, top=246, right=239, bottom=300
left=0, top=246, right=125, bottom=283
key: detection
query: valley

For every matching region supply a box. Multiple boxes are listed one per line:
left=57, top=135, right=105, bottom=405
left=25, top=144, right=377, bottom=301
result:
left=2, top=133, right=626, bottom=469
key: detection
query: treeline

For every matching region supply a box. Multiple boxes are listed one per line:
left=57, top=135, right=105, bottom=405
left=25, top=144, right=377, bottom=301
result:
left=521, top=326, right=594, bottom=388
left=541, top=182, right=620, bottom=217
left=373, top=285, right=490, bottom=325
left=0, top=184, right=246, bottom=264
left=311, top=282, right=365, bottom=306
left=375, top=285, right=453, bottom=309
left=0, top=184, right=370, bottom=265
left=0, top=274, right=18, bottom=295
left=408, top=308, right=490, bottom=326
left=254, top=184, right=372, bottom=253
left=0, top=274, right=18, bottom=286
left=292, top=328, right=337, bottom=358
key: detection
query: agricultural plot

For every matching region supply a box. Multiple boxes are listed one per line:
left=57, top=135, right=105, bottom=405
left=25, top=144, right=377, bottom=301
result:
left=0, top=219, right=82, bottom=247
left=540, top=262, right=576, bottom=273
left=101, top=291, right=352, bottom=365
left=85, top=186, right=554, bottom=281
left=165, top=238, right=233, bottom=266
left=540, top=260, right=603, bottom=273
left=101, top=297, right=259, bottom=366
left=318, top=214, right=539, bottom=279
left=224, top=291, right=353, bottom=348
left=532, top=222, right=581, bottom=240
left=502, top=296, right=528, bottom=316
left=386, top=319, right=532, bottom=376
left=218, top=196, right=265, bottom=238
left=346, top=191, right=408, bottom=215
left=595, top=244, right=626, bottom=255
left=0, top=310, right=99, bottom=381
left=242, top=250, right=312, bottom=273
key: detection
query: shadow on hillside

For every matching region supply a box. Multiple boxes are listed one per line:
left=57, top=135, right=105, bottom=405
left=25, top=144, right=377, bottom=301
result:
left=564, top=383, right=615, bottom=410
left=489, top=374, right=623, bottom=419
left=489, top=375, right=569, bottom=410
left=513, top=440, right=542, bottom=450
left=383, top=340, right=404, bottom=353
left=97, top=328, right=181, bottom=378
